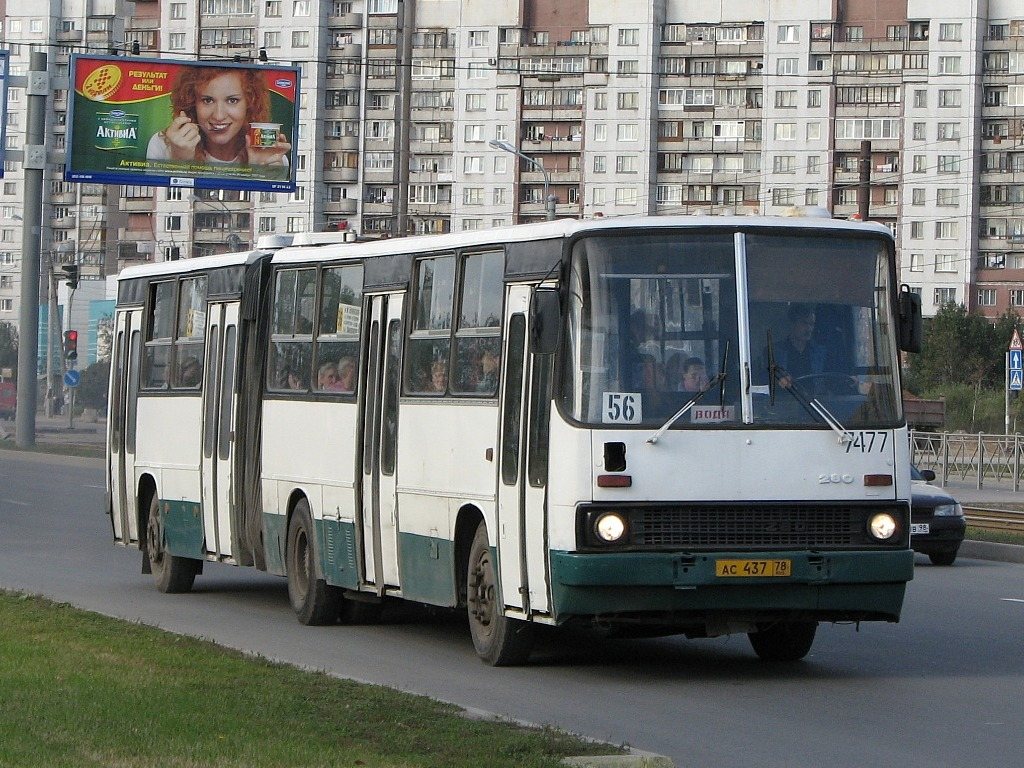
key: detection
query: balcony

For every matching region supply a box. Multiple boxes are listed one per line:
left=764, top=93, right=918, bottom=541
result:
left=330, top=42, right=362, bottom=59
left=325, top=104, right=361, bottom=120
left=324, top=166, right=359, bottom=183
left=51, top=216, right=77, bottom=229
left=326, top=198, right=358, bottom=215
left=325, top=134, right=359, bottom=151
left=329, top=12, right=362, bottom=29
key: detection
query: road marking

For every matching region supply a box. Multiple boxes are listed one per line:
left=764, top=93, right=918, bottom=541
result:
left=84, top=484, right=106, bottom=489
left=1, top=498, right=29, bottom=507
left=1000, top=598, right=1024, bottom=604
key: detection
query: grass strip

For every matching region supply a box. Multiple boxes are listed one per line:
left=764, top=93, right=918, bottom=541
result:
left=0, top=591, right=614, bottom=768
left=966, top=526, right=1024, bottom=546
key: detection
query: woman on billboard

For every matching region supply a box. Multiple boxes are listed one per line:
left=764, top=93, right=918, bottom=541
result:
left=146, top=67, right=290, bottom=167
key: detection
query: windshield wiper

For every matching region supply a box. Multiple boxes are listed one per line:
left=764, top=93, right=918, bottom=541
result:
left=647, top=342, right=730, bottom=445
left=765, top=335, right=850, bottom=444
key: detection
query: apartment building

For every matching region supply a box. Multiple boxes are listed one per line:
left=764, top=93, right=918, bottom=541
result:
left=3, top=0, right=1024, bottom=345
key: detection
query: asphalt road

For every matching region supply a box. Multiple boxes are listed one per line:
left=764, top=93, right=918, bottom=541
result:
left=2, top=450, right=1023, bottom=768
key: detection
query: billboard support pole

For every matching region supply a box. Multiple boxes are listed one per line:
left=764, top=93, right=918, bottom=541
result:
left=15, top=51, right=48, bottom=448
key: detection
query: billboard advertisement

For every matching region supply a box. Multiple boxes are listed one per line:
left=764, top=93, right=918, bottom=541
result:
left=66, top=55, right=299, bottom=192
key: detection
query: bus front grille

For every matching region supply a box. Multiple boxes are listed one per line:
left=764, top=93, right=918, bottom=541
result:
left=630, top=505, right=868, bottom=549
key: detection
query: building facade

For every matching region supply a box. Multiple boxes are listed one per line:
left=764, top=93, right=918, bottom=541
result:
left=2, top=0, right=1024, bottom=345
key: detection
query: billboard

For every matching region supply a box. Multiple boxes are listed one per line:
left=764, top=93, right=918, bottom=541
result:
left=66, top=55, right=299, bottom=193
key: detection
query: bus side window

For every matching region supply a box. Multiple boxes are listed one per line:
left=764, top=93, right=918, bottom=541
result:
left=406, top=255, right=456, bottom=395
left=143, top=281, right=175, bottom=389
left=314, top=265, right=363, bottom=394
left=267, top=268, right=316, bottom=393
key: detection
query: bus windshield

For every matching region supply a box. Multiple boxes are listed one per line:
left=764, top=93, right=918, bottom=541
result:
left=563, top=229, right=902, bottom=429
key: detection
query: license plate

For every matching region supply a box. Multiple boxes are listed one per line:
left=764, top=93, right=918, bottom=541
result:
left=911, top=523, right=930, bottom=535
left=715, top=559, right=792, bottom=578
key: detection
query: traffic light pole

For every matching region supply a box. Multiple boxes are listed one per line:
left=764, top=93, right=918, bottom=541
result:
left=65, top=289, right=75, bottom=430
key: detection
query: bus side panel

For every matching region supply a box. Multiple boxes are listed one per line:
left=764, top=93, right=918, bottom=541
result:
left=260, top=398, right=360, bottom=579
left=395, top=401, right=499, bottom=606
left=133, top=394, right=205, bottom=558
left=545, top=411, right=597, bottom=553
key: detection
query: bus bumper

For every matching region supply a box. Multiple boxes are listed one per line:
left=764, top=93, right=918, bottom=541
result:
left=548, top=549, right=914, bottom=624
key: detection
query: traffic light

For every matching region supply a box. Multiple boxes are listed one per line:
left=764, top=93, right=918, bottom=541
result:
left=61, top=264, right=80, bottom=290
left=63, top=330, right=78, bottom=362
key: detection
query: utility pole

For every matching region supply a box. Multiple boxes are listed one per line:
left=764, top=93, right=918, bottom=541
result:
left=15, top=50, right=48, bottom=448
left=858, top=140, right=872, bottom=222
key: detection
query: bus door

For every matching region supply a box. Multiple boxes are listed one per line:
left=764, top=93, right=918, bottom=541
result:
left=200, top=301, right=240, bottom=559
left=110, top=310, right=143, bottom=544
left=359, top=293, right=404, bottom=591
left=496, top=285, right=551, bottom=615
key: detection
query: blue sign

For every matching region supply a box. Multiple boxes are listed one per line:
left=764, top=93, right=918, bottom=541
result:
left=63, top=369, right=81, bottom=388
left=1011, top=350, right=1022, bottom=372
left=1011, top=370, right=1023, bottom=392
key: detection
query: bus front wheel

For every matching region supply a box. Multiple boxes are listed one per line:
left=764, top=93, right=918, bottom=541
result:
left=748, top=620, right=817, bottom=662
left=145, top=494, right=198, bottom=594
left=286, top=499, right=341, bottom=626
left=466, top=521, right=534, bottom=666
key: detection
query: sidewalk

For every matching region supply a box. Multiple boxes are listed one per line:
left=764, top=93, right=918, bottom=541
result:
left=0, top=413, right=106, bottom=447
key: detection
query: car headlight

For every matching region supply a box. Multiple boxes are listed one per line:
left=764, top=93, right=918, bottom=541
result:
left=934, top=503, right=963, bottom=517
left=594, top=512, right=627, bottom=543
left=868, top=512, right=898, bottom=541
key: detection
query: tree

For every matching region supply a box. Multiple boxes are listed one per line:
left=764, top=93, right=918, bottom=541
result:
left=0, top=321, right=17, bottom=377
left=77, top=359, right=110, bottom=415
left=909, top=303, right=999, bottom=390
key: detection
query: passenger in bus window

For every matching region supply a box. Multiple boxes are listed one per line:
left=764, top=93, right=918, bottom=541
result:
left=429, top=359, right=447, bottom=392
left=666, top=355, right=709, bottom=393
left=317, top=362, right=341, bottom=391
left=476, top=346, right=500, bottom=394
left=178, top=356, right=203, bottom=388
left=284, top=366, right=306, bottom=391
left=337, top=356, right=356, bottom=393
left=627, top=310, right=663, bottom=390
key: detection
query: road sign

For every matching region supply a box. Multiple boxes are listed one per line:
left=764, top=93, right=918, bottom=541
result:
left=1011, top=350, right=1022, bottom=371
left=63, top=369, right=81, bottom=388
left=1011, top=371, right=1023, bottom=392
left=1011, top=329, right=1023, bottom=351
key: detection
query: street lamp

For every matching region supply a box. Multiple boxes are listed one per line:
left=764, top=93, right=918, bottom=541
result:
left=488, top=139, right=556, bottom=221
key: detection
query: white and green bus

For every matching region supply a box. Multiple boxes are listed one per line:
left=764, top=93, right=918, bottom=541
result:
left=107, top=214, right=922, bottom=665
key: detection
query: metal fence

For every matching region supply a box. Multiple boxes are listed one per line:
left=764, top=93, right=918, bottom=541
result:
left=910, top=431, right=1024, bottom=491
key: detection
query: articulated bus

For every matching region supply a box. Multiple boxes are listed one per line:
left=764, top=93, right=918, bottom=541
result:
left=107, top=214, right=922, bottom=665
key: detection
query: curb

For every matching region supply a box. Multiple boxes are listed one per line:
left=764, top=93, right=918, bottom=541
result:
left=563, top=754, right=675, bottom=768
left=960, top=539, right=1024, bottom=564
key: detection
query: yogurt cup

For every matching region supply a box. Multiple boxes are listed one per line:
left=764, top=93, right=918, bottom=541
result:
left=249, top=123, right=282, bottom=147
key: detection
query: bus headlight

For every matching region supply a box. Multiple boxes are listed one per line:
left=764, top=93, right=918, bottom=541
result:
left=594, top=512, right=627, bottom=543
left=868, top=512, right=898, bottom=541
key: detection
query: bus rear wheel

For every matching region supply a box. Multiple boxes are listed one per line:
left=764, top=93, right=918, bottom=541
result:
left=145, top=494, right=198, bottom=594
left=286, top=499, right=341, bottom=625
left=748, top=620, right=817, bottom=662
left=466, top=521, right=534, bottom=666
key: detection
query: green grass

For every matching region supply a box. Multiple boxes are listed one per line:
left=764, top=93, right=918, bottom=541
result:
left=0, top=592, right=615, bottom=768
left=966, top=526, right=1024, bottom=546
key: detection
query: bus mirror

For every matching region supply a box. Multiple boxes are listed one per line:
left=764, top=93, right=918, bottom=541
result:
left=898, top=285, right=922, bottom=353
left=530, top=288, right=561, bottom=355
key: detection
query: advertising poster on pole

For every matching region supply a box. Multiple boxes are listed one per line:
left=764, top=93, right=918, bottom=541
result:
left=65, top=55, right=299, bottom=192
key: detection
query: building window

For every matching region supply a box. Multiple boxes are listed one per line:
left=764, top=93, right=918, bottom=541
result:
left=615, top=155, right=637, bottom=174
left=616, top=124, right=639, bottom=142
left=913, top=89, right=927, bottom=108
left=938, top=23, right=962, bottom=41
left=937, top=189, right=958, bottom=207
left=978, top=289, right=997, bottom=307
left=934, top=287, right=956, bottom=306
left=614, top=188, right=638, bottom=206
left=935, top=251, right=958, bottom=271
left=807, top=90, right=821, bottom=108
left=937, top=122, right=961, bottom=141
left=774, top=90, right=797, bottom=108
left=776, top=58, right=799, bottom=76
left=913, top=122, right=926, bottom=140
left=938, top=89, right=962, bottom=108
left=935, top=221, right=959, bottom=240
left=912, top=188, right=925, bottom=205
left=774, top=123, right=797, bottom=140
left=909, top=253, right=923, bottom=272
left=1011, top=290, right=1024, bottom=307
left=938, top=56, right=961, bottom=75
left=777, top=25, right=798, bottom=43
left=618, top=28, right=639, bottom=46
left=616, top=60, right=639, bottom=78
